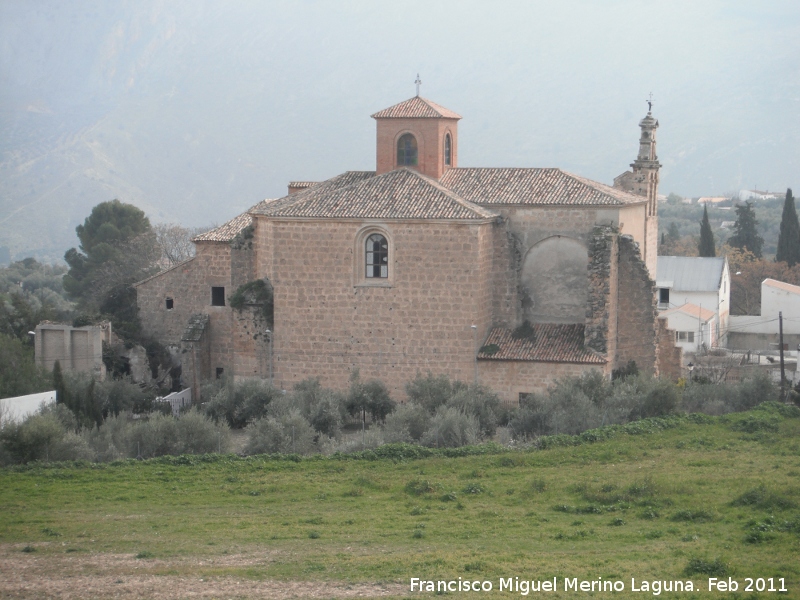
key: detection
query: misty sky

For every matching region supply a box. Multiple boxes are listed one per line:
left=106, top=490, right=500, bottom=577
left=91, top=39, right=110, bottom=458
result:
left=1, top=0, right=798, bottom=258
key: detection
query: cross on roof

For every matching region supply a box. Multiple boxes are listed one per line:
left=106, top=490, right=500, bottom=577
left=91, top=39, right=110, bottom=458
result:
left=415, top=74, right=421, bottom=97
left=647, top=92, right=654, bottom=112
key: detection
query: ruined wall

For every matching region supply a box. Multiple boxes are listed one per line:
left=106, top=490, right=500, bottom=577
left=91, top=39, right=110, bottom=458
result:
left=477, top=360, right=608, bottom=406
left=136, top=240, right=261, bottom=385
left=256, top=219, right=494, bottom=399
left=490, top=220, right=517, bottom=329
left=585, top=226, right=618, bottom=359
left=180, top=314, right=210, bottom=403
left=615, top=235, right=658, bottom=374
left=656, top=318, right=683, bottom=380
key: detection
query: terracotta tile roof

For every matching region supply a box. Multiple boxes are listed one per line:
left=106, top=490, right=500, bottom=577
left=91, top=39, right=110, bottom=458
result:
left=288, top=182, right=317, bottom=189
left=478, top=325, right=606, bottom=364
left=659, top=303, right=716, bottom=322
left=252, top=168, right=497, bottom=221
left=371, top=96, right=462, bottom=120
left=192, top=200, right=275, bottom=242
left=763, top=278, right=800, bottom=294
left=439, top=168, right=646, bottom=206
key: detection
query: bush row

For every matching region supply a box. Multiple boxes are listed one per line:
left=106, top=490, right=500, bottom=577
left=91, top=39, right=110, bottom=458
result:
left=0, top=368, right=784, bottom=465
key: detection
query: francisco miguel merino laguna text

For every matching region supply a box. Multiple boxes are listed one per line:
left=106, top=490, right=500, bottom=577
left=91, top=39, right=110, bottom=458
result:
left=410, top=577, right=702, bottom=595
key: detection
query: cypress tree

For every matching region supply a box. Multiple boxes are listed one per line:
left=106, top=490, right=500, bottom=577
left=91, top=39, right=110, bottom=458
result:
left=52, top=360, right=69, bottom=410
left=728, top=201, right=764, bottom=258
left=698, top=204, right=716, bottom=257
left=776, top=188, right=800, bottom=266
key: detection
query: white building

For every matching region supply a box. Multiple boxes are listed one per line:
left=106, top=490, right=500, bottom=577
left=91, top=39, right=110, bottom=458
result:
left=728, top=279, right=800, bottom=351
left=656, top=256, right=730, bottom=346
left=658, top=303, right=716, bottom=353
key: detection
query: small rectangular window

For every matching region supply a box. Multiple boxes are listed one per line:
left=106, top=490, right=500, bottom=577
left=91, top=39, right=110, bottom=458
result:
left=659, top=288, right=669, bottom=304
left=165, top=298, right=174, bottom=310
left=687, top=332, right=695, bottom=343
left=216, top=367, right=224, bottom=379
left=211, top=287, right=225, bottom=306
left=677, top=331, right=687, bottom=342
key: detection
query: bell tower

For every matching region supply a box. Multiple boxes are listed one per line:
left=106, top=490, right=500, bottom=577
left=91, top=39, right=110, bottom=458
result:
left=371, top=79, right=461, bottom=180
left=614, top=96, right=661, bottom=277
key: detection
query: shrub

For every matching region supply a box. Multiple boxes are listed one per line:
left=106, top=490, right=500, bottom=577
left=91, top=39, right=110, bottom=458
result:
left=130, top=412, right=179, bottom=458
left=204, top=378, right=280, bottom=428
left=683, top=557, right=728, bottom=577
left=345, top=374, right=396, bottom=423
left=446, top=384, right=500, bottom=437
left=0, top=407, right=92, bottom=464
left=244, top=410, right=316, bottom=455
left=405, top=372, right=465, bottom=414
left=382, top=402, right=430, bottom=442
left=419, top=406, right=480, bottom=448
left=176, top=409, right=230, bottom=454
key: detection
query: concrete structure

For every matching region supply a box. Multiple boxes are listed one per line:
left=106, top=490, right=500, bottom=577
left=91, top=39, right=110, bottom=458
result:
left=34, top=322, right=112, bottom=379
left=656, top=256, right=730, bottom=346
left=728, top=279, right=800, bottom=351
left=658, top=303, right=717, bottom=353
left=135, top=94, right=678, bottom=404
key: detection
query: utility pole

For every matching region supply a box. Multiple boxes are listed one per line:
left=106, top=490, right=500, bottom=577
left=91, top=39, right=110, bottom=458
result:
left=779, top=311, right=786, bottom=400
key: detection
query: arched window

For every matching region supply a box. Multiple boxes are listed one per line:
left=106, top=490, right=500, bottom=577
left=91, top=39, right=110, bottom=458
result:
left=444, top=133, right=452, bottom=166
left=396, top=133, right=418, bottom=166
left=365, top=234, right=388, bottom=278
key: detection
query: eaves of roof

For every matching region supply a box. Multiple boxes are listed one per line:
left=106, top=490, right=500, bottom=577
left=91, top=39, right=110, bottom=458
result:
left=477, top=324, right=606, bottom=364
left=440, top=168, right=646, bottom=206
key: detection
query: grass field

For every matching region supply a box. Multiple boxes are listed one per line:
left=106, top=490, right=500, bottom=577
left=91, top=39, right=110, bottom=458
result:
left=1, top=403, right=799, bottom=599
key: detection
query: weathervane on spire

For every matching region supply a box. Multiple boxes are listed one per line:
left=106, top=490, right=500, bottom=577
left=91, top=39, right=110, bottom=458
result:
left=415, top=74, right=421, bottom=97
left=646, top=92, right=654, bottom=112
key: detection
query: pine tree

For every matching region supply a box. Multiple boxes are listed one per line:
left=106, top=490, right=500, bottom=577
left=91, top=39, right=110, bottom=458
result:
left=776, top=188, right=800, bottom=266
left=698, top=204, right=716, bottom=257
left=728, top=201, right=764, bottom=258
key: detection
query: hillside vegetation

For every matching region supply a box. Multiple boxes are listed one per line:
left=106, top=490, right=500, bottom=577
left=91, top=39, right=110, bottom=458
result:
left=1, top=402, right=798, bottom=598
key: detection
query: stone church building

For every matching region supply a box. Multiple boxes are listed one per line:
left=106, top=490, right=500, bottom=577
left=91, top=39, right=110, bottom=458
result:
left=135, top=94, right=680, bottom=404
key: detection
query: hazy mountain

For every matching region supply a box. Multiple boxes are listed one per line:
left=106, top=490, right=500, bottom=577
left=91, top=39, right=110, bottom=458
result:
left=1, top=1, right=798, bottom=261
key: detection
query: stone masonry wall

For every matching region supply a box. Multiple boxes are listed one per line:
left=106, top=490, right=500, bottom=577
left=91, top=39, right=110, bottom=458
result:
left=136, top=239, right=262, bottom=386
left=477, top=360, right=608, bottom=406
left=490, top=220, right=517, bottom=329
left=656, top=318, right=683, bottom=380
left=585, top=226, right=617, bottom=358
left=615, top=234, right=658, bottom=374
left=256, top=219, right=495, bottom=399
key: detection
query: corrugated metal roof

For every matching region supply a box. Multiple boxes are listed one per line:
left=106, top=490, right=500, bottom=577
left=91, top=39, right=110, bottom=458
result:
left=371, top=96, right=462, bottom=119
left=477, top=325, right=606, bottom=364
left=440, top=168, right=646, bottom=206
left=252, top=168, right=497, bottom=221
left=656, top=256, right=726, bottom=291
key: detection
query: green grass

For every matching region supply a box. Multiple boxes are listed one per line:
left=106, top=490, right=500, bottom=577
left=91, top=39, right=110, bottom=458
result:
left=2, top=403, right=800, bottom=598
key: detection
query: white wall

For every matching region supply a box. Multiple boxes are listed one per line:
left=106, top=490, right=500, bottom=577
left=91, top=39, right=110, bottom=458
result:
left=660, top=312, right=714, bottom=353
left=0, top=391, right=56, bottom=424
left=762, top=284, right=800, bottom=321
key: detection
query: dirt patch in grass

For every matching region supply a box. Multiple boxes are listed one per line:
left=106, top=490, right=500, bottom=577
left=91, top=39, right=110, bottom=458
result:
left=0, top=545, right=404, bottom=599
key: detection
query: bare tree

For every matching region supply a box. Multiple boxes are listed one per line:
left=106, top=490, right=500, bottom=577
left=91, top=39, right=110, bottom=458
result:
left=152, top=223, right=202, bottom=268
